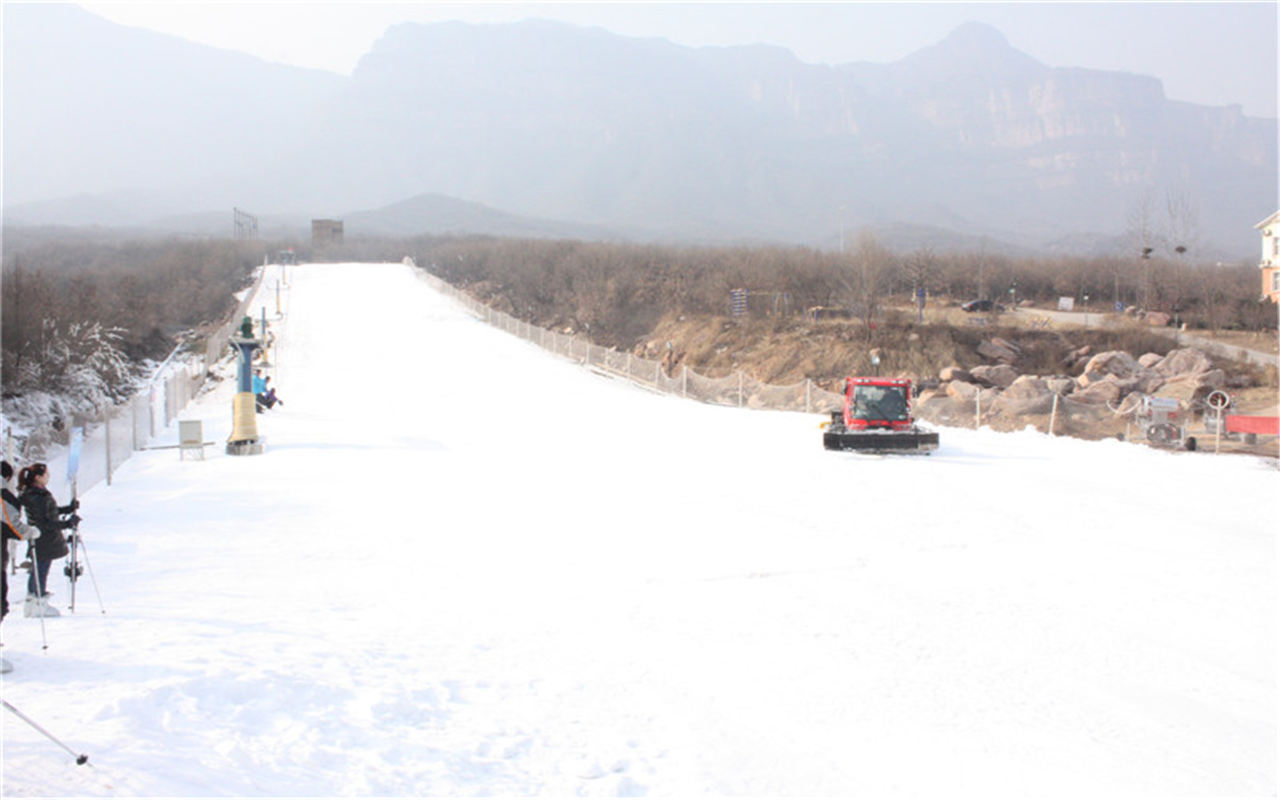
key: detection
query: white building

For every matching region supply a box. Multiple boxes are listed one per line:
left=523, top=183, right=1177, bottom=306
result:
left=1256, top=211, right=1280, bottom=302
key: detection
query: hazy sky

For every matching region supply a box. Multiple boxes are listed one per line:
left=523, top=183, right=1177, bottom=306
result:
left=72, top=2, right=1280, bottom=118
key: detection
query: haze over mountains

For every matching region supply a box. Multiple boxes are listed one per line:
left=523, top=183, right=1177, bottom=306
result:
left=4, top=4, right=1275, bottom=257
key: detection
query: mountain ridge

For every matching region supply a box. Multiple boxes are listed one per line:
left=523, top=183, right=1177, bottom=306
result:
left=3, top=9, right=1273, bottom=257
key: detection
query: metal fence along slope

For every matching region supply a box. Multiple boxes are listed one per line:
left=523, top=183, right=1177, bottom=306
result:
left=1, top=264, right=273, bottom=502
left=417, top=267, right=1266, bottom=453
left=416, top=268, right=849, bottom=415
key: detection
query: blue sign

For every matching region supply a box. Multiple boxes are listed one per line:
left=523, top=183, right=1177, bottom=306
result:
left=67, top=427, right=84, bottom=483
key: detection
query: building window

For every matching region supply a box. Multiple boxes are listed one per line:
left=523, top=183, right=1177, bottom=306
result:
left=1273, top=271, right=1280, bottom=292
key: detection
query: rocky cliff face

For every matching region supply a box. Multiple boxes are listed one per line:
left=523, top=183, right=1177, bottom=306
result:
left=300, top=18, right=1272, bottom=250
left=5, top=9, right=1275, bottom=255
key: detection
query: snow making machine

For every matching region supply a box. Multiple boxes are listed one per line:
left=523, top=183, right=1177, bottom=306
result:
left=822, top=376, right=939, bottom=454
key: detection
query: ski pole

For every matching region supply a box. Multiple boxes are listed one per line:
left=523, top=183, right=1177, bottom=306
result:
left=2, top=699, right=89, bottom=765
left=4, top=502, right=45, bottom=647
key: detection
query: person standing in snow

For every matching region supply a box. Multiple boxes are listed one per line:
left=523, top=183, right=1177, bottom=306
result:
left=2, top=460, right=40, bottom=626
left=17, top=462, right=77, bottom=618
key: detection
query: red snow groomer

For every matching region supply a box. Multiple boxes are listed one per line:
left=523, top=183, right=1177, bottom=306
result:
left=822, top=377, right=939, bottom=454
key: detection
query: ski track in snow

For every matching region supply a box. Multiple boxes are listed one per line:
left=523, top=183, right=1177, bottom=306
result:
left=2, top=262, right=1275, bottom=797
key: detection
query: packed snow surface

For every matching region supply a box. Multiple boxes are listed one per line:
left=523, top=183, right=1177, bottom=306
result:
left=2, top=262, right=1275, bottom=796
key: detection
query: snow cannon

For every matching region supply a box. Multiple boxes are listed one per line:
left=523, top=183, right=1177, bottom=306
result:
left=226, top=317, right=265, bottom=456
left=822, top=377, right=939, bottom=455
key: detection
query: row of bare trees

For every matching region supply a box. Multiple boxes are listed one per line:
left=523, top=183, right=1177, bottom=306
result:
left=2, top=229, right=1270, bottom=416
left=2, top=237, right=265, bottom=422
left=389, top=234, right=1271, bottom=347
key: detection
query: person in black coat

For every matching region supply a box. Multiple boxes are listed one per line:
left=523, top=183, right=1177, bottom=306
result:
left=17, top=462, right=78, bottom=617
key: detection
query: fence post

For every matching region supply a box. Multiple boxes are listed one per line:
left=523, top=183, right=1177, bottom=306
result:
left=975, top=392, right=981, bottom=428
left=805, top=379, right=812, bottom=414
left=655, top=361, right=660, bottom=386
left=104, top=413, right=112, bottom=487
left=738, top=371, right=744, bottom=407
left=1050, top=393, right=1059, bottom=436
left=683, top=365, right=688, bottom=398
left=584, top=341, right=590, bottom=366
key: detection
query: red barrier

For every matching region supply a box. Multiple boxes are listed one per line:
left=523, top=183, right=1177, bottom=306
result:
left=1225, top=415, right=1280, bottom=435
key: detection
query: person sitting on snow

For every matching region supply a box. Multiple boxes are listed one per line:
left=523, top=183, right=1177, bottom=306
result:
left=260, top=382, right=284, bottom=410
left=253, top=371, right=275, bottom=412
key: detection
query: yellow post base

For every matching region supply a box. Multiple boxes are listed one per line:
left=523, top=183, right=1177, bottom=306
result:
left=226, top=392, right=263, bottom=455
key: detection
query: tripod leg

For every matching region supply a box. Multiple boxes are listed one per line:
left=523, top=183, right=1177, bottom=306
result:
left=77, top=536, right=106, bottom=615
left=67, top=532, right=78, bottom=613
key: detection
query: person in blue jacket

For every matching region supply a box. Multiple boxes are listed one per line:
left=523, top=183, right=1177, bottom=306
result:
left=253, top=369, right=270, bottom=412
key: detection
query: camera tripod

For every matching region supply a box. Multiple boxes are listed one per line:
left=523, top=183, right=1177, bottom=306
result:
left=63, top=481, right=105, bottom=615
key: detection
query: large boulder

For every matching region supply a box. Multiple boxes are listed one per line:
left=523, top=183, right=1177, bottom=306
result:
left=1131, top=371, right=1166, bottom=395
left=1156, top=368, right=1226, bottom=405
left=999, top=375, right=1055, bottom=415
left=991, top=337, right=1022, bottom=355
left=946, top=380, right=980, bottom=402
left=939, top=366, right=971, bottom=383
left=1200, top=369, right=1225, bottom=389
left=970, top=364, right=1019, bottom=388
left=977, top=340, right=1018, bottom=363
left=1154, top=348, right=1212, bottom=378
left=1137, top=352, right=1163, bottom=368
left=1076, top=370, right=1106, bottom=388
left=1062, top=344, right=1093, bottom=370
left=1046, top=377, right=1076, bottom=395
left=1070, top=377, right=1123, bottom=406
left=1003, top=375, right=1051, bottom=400
left=1082, top=351, right=1141, bottom=379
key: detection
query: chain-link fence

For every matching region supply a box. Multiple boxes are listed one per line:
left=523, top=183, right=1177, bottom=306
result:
left=418, top=269, right=847, bottom=415
left=1, top=265, right=270, bottom=502
left=914, top=384, right=1115, bottom=437
left=418, top=267, right=1277, bottom=457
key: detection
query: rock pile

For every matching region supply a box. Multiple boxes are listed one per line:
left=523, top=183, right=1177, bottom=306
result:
left=914, top=341, right=1232, bottom=438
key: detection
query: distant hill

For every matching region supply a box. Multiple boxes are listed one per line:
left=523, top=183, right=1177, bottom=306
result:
left=4, top=7, right=1274, bottom=257
left=341, top=193, right=624, bottom=240
left=1, top=3, right=341, bottom=213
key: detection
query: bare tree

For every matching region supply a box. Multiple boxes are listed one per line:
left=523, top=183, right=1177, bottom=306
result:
left=902, top=249, right=935, bottom=322
left=1163, top=188, right=1200, bottom=258
left=838, top=232, right=895, bottom=330
left=1125, top=190, right=1160, bottom=308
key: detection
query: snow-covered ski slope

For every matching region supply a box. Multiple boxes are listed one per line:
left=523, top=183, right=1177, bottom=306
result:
left=2, top=262, right=1275, bottom=796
